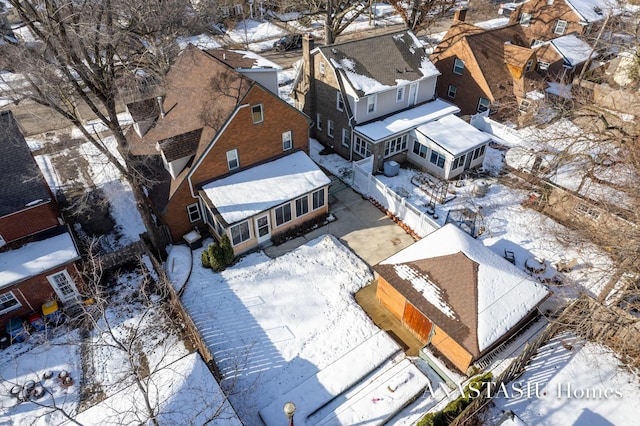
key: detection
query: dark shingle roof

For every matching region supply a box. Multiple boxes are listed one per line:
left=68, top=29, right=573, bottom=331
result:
left=320, top=31, right=431, bottom=97
left=158, top=128, right=202, bottom=162
left=0, top=111, right=52, bottom=217
left=126, top=98, right=160, bottom=122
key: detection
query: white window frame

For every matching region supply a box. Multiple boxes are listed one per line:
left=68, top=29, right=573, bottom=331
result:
left=429, top=150, right=446, bottom=169
left=0, top=291, right=21, bottom=315
left=282, top=130, right=293, bottom=151
left=316, top=113, right=322, bottom=130
left=384, top=135, right=408, bottom=158
left=453, top=58, right=465, bottom=75
left=520, top=12, right=532, bottom=26
left=336, top=92, right=345, bottom=111
left=221, top=6, right=230, bottom=17
left=477, top=97, right=490, bottom=113
left=230, top=221, right=251, bottom=246
left=295, top=195, right=309, bottom=217
left=46, top=270, right=79, bottom=302
left=575, top=202, right=601, bottom=220
left=353, top=136, right=371, bottom=157
left=327, top=119, right=334, bottom=138
left=524, top=58, right=534, bottom=73
left=312, top=188, right=325, bottom=210
left=319, top=61, right=325, bottom=76
left=251, top=104, right=264, bottom=124
left=275, top=203, right=292, bottom=227
left=472, top=144, right=486, bottom=160
left=187, top=202, right=201, bottom=223
left=519, top=99, right=531, bottom=113
left=342, top=128, right=351, bottom=148
left=451, top=154, right=466, bottom=170
left=412, top=140, right=428, bottom=159
left=554, top=20, right=567, bottom=35
left=531, top=39, right=544, bottom=48
left=234, top=4, right=243, bottom=15
left=396, top=86, right=405, bottom=102
left=447, top=84, right=457, bottom=99
left=537, top=61, right=550, bottom=71
left=367, top=95, right=377, bottom=114
left=226, top=149, right=240, bottom=171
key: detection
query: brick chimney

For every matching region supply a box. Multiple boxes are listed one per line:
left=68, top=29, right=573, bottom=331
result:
left=454, top=8, right=468, bottom=23
left=301, top=33, right=316, bottom=120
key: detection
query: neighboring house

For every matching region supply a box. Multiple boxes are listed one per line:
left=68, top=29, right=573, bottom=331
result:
left=507, top=0, right=622, bottom=43
left=431, top=19, right=546, bottom=120
left=126, top=45, right=329, bottom=254
left=0, top=111, right=83, bottom=330
left=534, top=33, right=596, bottom=82
left=374, top=224, right=549, bottom=374
left=292, top=30, right=489, bottom=176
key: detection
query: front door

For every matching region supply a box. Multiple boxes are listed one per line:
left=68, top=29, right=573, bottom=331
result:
left=255, top=214, right=271, bottom=244
left=408, top=82, right=418, bottom=106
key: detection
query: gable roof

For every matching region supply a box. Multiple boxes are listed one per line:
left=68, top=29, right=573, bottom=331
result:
left=0, top=111, right=52, bottom=218
left=375, top=224, right=549, bottom=357
left=205, top=49, right=281, bottom=70
left=563, top=0, right=622, bottom=23
left=548, top=33, right=594, bottom=66
left=159, top=128, right=203, bottom=162
left=319, top=30, right=440, bottom=97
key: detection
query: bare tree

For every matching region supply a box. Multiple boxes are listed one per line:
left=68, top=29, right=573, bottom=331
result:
left=297, top=0, right=369, bottom=44
left=388, top=0, right=458, bottom=32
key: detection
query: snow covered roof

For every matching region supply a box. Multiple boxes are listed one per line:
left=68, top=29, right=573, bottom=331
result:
left=377, top=224, right=549, bottom=355
left=415, top=114, right=491, bottom=156
left=201, top=151, right=330, bottom=225
left=564, top=0, right=622, bottom=23
left=354, top=98, right=460, bottom=142
left=319, top=30, right=440, bottom=97
left=206, top=49, right=282, bottom=70
left=549, top=34, right=595, bottom=66
left=0, top=231, right=80, bottom=289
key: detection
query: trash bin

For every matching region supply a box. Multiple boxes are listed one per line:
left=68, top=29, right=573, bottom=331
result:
left=42, top=300, right=65, bottom=327
left=6, top=318, right=29, bottom=343
left=28, top=311, right=46, bottom=332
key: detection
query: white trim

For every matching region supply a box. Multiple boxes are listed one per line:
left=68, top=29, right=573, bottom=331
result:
left=230, top=220, right=252, bottom=246
left=0, top=291, right=21, bottom=315
left=251, top=104, right=264, bottom=124
left=46, top=270, right=79, bottom=303
left=187, top=202, right=202, bottom=223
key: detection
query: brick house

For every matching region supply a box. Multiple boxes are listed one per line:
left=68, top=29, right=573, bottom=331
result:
left=0, top=111, right=83, bottom=331
left=507, top=0, right=622, bottom=44
left=291, top=30, right=490, bottom=177
left=374, top=224, right=549, bottom=374
left=533, top=33, right=595, bottom=83
left=126, top=45, right=329, bottom=254
left=431, top=15, right=546, bottom=120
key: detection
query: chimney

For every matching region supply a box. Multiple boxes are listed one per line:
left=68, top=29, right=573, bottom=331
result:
left=454, top=8, right=467, bottom=23
left=301, top=33, right=316, bottom=119
left=156, top=96, right=166, bottom=119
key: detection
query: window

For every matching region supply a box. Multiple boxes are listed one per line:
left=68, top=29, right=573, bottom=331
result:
left=0, top=291, right=21, bottom=315
left=519, top=13, right=532, bottom=26
left=537, top=61, right=549, bottom=72
left=531, top=39, right=544, bottom=48
left=251, top=104, right=263, bottom=124
left=282, top=130, right=292, bottom=151
left=316, top=113, right=322, bottom=130
left=396, top=86, right=405, bottom=102
left=47, top=270, right=79, bottom=302
left=477, top=97, right=490, bottom=113
left=524, top=58, right=534, bottom=73
left=553, top=20, right=567, bottom=35
left=575, top=203, right=600, bottom=220
left=312, top=188, right=325, bottom=210
left=453, top=58, right=465, bottom=75
left=430, top=150, right=446, bottom=168
left=327, top=120, right=334, bottom=138
left=342, top=128, right=351, bottom=148
left=384, top=135, right=408, bottom=157
left=472, top=144, right=486, bottom=160
left=295, top=196, right=309, bottom=217
left=226, top=149, right=239, bottom=171
left=519, top=99, right=531, bottom=113
left=221, top=7, right=230, bottom=17
left=367, top=95, right=376, bottom=114
left=412, top=140, right=428, bottom=158
left=319, top=61, right=325, bottom=75
left=187, top=203, right=201, bottom=223
left=234, top=4, right=243, bottom=15
left=275, top=203, right=292, bottom=226
left=230, top=221, right=251, bottom=245
left=451, top=154, right=466, bottom=170
left=353, top=136, right=370, bottom=157
left=447, top=85, right=457, bottom=99
left=336, top=92, right=345, bottom=111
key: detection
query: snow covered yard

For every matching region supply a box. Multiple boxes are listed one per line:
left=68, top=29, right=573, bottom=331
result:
left=485, top=332, right=640, bottom=425
left=181, top=235, right=433, bottom=425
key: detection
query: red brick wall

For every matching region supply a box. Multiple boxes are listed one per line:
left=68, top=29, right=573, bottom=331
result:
left=161, top=85, right=311, bottom=242
left=0, top=202, right=59, bottom=244
left=508, top=0, right=589, bottom=42
left=0, top=263, right=83, bottom=331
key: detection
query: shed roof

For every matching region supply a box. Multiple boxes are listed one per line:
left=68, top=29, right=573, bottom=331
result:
left=415, top=115, right=492, bottom=156
left=0, top=111, right=52, bottom=218
left=376, top=224, right=549, bottom=356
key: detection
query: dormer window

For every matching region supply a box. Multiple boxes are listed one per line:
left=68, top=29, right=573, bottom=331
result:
left=367, top=95, right=377, bottom=114
left=553, top=20, right=567, bottom=35
left=336, top=92, right=345, bottom=111
left=453, top=58, right=465, bottom=75
left=524, top=58, right=534, bottom=73
left=520, top=13, right=532, bottom=26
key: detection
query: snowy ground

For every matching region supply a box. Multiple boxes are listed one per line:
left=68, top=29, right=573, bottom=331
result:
left=486, top=332, right=640, bottom=425
left=181, top=235, right=435, bottom=425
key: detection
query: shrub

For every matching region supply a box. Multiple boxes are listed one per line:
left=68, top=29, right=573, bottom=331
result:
left=201, top=238, right=235, bottom=272
left=201, top=250, right=211, bottom=268
left=220, top=234, right=234, bottom=266
left=208, top=242, right=224, bottom=272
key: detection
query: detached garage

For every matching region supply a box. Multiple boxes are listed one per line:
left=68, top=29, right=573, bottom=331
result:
left=374, top=224, right=549, bottom=373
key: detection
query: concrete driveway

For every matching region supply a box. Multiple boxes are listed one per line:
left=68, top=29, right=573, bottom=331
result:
left=265, top=180, right=415, bottom=266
